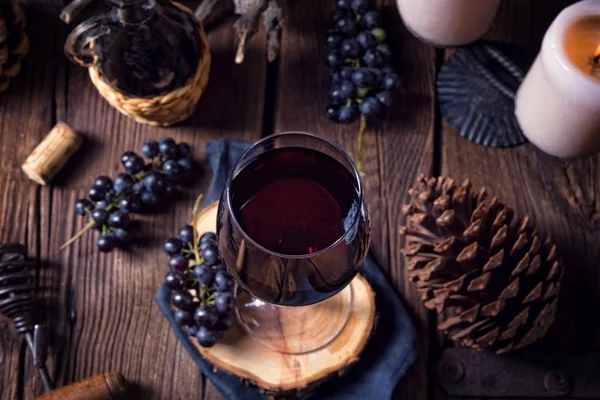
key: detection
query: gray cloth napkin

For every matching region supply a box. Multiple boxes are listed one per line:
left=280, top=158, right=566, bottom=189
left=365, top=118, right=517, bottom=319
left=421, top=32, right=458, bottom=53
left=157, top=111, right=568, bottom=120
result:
left=155, top=139, right=418, bottom=399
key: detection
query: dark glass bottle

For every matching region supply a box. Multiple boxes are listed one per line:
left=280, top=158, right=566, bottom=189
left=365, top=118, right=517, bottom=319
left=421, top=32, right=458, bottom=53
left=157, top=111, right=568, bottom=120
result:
left=65, top=0, right=201, bottom=98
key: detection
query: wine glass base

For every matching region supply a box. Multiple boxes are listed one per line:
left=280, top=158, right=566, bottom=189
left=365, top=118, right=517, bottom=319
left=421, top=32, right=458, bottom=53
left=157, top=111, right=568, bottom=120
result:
left=235, top=284, right=353, bottom=354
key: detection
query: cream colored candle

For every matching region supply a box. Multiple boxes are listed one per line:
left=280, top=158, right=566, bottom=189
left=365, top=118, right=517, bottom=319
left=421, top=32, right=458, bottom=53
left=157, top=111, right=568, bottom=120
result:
left=396, top=0, right=501, bottom=47
left=515, top=0, right=600, bottom=158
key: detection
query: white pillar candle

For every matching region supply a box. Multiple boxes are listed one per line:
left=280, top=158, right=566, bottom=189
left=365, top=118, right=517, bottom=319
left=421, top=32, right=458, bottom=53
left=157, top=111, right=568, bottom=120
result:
left=515, top=0, right=600, bottom=158
left=396, top=0, right=501, bottom=47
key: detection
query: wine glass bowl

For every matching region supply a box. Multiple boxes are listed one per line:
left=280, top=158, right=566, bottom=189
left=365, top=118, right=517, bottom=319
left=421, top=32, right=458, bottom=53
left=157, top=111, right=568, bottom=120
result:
left=217, top=132, right=370, bottom=353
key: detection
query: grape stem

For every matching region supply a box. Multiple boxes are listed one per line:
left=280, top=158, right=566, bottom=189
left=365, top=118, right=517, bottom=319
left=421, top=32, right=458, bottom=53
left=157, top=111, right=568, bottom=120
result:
left=191, top=194, right=204, bottom=264
left=356, top=115, right=367, bottom=172
left=60, top=220, right=96, bottom=250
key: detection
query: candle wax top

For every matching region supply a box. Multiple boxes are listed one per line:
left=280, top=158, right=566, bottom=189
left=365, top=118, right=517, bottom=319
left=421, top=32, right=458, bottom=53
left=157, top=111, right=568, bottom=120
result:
left=565, top=16, right=600, bottom=79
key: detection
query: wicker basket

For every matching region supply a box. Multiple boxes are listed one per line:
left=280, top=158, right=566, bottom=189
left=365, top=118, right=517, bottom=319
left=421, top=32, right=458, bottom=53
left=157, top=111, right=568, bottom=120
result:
left=88, top=3, right=211, bottom=127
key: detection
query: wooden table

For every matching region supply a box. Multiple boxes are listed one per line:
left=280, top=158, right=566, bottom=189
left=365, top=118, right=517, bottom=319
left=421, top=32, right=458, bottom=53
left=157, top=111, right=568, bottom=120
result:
left=1, top=0, right=596, bottom=399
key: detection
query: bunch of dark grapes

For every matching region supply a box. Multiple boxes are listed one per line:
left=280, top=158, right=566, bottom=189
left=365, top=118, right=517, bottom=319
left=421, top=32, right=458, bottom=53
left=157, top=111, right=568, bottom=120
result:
left=164, top=226, right=235, bottom=348
left=327, top=0, right=400, bottom=124
left=65, top=137, right=194, bottom=253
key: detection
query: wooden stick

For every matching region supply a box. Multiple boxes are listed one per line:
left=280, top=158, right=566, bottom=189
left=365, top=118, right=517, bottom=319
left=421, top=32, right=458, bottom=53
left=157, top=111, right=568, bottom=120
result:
left=34, top=372, right=127, bottom=400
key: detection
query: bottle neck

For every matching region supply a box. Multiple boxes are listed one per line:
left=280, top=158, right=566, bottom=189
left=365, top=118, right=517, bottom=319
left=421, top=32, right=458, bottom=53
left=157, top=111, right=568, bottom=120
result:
left=108, top=0, right=158, bottom=24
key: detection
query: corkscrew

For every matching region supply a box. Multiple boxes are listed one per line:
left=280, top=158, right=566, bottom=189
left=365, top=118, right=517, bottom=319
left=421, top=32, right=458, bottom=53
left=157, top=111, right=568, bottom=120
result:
left=0, top=243, right=53, bottom=392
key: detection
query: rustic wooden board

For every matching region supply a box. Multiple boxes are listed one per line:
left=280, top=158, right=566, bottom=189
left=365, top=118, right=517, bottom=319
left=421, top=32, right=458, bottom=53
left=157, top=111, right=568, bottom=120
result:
left=274, top=1, right=436, bottom=399
left=27, top=11, right=266, bottom=400
left=442, top=0, right=600, bottom=359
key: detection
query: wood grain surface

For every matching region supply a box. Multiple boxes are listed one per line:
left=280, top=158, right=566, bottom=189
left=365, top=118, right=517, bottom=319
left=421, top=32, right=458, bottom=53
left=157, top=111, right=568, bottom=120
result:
left=0, top=0, right=594, bottom=399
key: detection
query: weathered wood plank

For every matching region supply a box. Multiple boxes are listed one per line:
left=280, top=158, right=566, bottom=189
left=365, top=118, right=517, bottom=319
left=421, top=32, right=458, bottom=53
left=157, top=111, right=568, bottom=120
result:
left=0, top=175, right=38, bottom=400
left=0, top=0, right=58, bottom=397
left=442, top=0, right=600, bottom=362
left=31, top=16, right=266, bottom=400
left=275, top=1, right=435, bottom=399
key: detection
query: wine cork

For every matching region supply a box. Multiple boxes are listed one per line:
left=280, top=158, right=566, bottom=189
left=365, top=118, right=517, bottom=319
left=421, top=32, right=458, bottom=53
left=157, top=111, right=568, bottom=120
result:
left=34, top=372, right=127, bottom=400
left=22, top=122, right=83, bottom=185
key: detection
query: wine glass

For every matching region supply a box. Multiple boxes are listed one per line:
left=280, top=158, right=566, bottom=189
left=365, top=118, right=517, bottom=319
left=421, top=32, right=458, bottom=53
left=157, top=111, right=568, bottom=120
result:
left=217, top=132, right=370, bottom=354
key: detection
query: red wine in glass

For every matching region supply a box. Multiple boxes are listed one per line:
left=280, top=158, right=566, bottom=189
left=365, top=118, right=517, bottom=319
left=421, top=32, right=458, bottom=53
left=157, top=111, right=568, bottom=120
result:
left=218, top=134, right=370, bottom=309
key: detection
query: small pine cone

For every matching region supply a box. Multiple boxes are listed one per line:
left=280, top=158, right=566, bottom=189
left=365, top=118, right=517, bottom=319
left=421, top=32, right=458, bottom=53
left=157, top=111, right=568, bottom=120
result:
left=400, top=175, right=564, bottom=354
left=0, top=0, right=28, bottom=92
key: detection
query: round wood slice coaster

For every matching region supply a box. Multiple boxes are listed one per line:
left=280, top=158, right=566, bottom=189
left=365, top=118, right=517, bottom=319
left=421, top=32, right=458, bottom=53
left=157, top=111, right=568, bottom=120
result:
left=193, top=202, right=377, bottom=394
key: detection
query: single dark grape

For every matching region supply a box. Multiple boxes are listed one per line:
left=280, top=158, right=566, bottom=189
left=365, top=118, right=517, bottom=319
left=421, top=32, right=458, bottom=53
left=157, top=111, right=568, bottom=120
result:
left=179, top=225, right=194, bottom=244
left=369, top=68, right=383, bottom=87
left=327, top=51, right=343, bottom=69
left=91, top=209, right=109, bottom=227
left=383, top=72, right=401, bottom=91
left=331, top=71, right=343, bottom=87
left=376, top=91, right=393, bottom=107
left=336, top=0, right=350, bottom=9
left=121, top=151, right=137, bottom=164
left=193, top=263, right=215, bottom=285
left=200, top=232, right=217, bottom=244
left=200, top=240, right=217, bottom=253
left=350, top=0, right=369, bottom=14
left=109, top=210, right=130, bottom=228
left=327, top=105, right=339, bottom=121
left=364, top=49, right=385, bottom=67
left=165, top=270, right=186, bottom=290
left=213, top=314, right=234, bottom=331
left=330, top=88, right=345, bottom=105
left=356, top=31, right=377, bottom=49
left=362, top=10, right=381, bottom=28
left=174, top=309, right=193, bottom=326
left=359, top=97, right=382, bottom=118
left=194, top=304, right=219, bottom=328
left=124, top=155, right=145, bottom=175
left=187, top=325, right=198, bottom=337
left=196, top=327, right=222, bottom=348
left=177, top=157, right=193, bottom=171
left=172, top=290, right=194, bottom=311
left=164, top=238, right=184, bottom=255
left=95, top=200, right=109, bottom=210
left=341, top=39, right=362, bottom=58
left=169, top=254, right=189, bottom=271
left=113, top=173, right=135, bottom=194
left=338, top=81, right=356, bottom=100
left=140, top=190, right=158, bottom=207
left=159, top=137, right=179, bottom=159
left=327, top=34, right=343, bottom=49
left=114, top=228, right=132, bottom=243
left=118, top=196, right=142, bottom=213
left=178, top=143, right=191, bottom=158
left=88, top=186, right=105, bottom=201
left=141, top=139, right=159, bottom=158
left=75, top=199, right=93, bottom=216
left=202, top=247, right=220, bottom=266
left=144, top=172, right=166, bottom=192
left=163, top=160, right=182, bottom=177
left=214, top=271, right=233, bottom=292
left=340, top=66, right=354, bottom=80
left=93, top=176, right=113, bottom=193
left=338, top=104, right=359, bottom=124
left=335, top=17, right=357, bottom=35
left=376, top=44, right=391, bottom=62
left=215, top=292, right=235, bottom=314
left=97, top=233, right=117, bottom=253
left=352, top=67, right=374, bottom=87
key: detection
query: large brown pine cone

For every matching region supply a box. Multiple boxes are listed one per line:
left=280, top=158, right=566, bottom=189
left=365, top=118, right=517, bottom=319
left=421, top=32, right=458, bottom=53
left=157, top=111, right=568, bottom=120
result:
left=0, top=0, right=28, bottom=92
left=400, top=175, right=563, bottom=354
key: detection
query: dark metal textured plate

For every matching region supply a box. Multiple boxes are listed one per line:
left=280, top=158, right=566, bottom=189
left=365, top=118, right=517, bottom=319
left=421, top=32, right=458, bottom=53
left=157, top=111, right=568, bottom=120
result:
left=437, top=41, right=534, bottom=148
left=437, top=348, right=600, bottom=398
